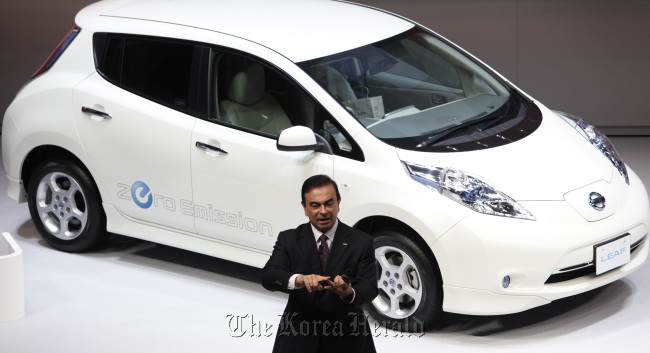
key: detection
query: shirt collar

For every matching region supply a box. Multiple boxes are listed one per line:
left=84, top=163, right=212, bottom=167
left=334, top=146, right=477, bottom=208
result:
left=310, top=219, right=338, bottom=242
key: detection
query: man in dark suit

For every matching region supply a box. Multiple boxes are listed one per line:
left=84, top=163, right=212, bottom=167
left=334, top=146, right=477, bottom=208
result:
left=261, top=174, right=378, bottom=353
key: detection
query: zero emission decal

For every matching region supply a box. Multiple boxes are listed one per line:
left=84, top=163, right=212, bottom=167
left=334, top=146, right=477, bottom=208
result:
left=117, top=181, right=273, bottom=236
left=131, top=181, right=153, bottom=209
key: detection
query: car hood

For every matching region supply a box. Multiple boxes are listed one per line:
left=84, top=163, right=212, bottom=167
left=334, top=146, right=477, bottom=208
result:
left=395, top=105, right=616, bottom=201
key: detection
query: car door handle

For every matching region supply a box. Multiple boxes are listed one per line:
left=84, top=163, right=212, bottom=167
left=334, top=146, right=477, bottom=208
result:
left=196, top=141, right=228, bottom=155
left=81, top=106, right=112, bottom=120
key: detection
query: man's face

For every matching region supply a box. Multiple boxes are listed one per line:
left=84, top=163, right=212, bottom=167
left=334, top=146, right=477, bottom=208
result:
left=302, top=183, right=340, bottom=233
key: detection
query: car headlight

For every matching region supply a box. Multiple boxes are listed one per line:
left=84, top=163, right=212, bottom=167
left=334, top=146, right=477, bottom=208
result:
left=403, top=162, right=536, bottom=220
left=554, top=111, right=629, bottom=185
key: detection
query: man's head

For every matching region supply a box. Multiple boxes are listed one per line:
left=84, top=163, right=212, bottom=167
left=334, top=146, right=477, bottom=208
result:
left=301, top=175, right=341, bottom=233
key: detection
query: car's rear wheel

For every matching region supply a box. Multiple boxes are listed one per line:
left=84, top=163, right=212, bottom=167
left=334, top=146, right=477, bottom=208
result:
left=364, top=228, right=443, bottom=332
left=27, top=159, right=107, bottom=252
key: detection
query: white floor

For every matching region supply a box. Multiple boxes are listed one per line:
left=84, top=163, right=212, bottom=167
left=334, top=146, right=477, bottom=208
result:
left=1, top=137, right=649, bottom=353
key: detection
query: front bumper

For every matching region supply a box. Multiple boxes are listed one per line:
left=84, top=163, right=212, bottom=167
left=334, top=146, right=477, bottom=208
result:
left=432, top=168, right=650, bottom=315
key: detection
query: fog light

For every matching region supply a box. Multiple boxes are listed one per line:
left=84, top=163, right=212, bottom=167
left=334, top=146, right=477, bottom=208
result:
left=502, top=275, right=510, bottom=288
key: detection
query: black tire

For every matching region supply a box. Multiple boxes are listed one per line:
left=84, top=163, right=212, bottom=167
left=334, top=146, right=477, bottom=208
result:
left=364, top=228, right=443, bottom=332
left=27, top=159, right=108, bottom=252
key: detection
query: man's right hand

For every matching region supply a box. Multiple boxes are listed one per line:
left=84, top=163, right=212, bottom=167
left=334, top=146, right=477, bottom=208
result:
left=296, top=274, right=330, bottom=292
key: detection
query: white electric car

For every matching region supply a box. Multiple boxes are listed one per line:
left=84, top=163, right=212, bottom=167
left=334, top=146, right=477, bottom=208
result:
left=3, top=0, right=648, bottom=330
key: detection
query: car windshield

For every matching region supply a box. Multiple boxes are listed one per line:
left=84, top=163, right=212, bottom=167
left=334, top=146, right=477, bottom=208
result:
left=299, top=27, right=526, bottom=151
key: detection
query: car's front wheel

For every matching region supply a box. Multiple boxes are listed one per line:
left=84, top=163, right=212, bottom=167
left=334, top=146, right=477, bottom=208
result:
left=27, top=159, right=107, bottom=252
left=364, top=228, right=443, bottom=332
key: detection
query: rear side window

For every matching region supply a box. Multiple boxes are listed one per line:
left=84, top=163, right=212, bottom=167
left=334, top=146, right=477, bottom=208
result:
left=94, top=34, right=200, bottom=114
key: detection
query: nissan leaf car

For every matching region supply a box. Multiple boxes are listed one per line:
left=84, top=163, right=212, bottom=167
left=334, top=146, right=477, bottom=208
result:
left=2, top=0, right=648, bottom=331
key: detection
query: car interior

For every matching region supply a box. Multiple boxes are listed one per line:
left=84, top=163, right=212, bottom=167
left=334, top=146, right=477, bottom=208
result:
left=211, top=52, right=317, bottom=136
left=218, top=61, right=293, bottom=136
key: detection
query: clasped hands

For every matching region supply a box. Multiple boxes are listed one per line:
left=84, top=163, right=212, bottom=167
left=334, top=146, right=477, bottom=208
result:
left=296, top=274, right=353, bottom=299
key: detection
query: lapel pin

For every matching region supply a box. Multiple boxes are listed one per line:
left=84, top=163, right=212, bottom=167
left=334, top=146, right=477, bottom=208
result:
left=342, top=242, right=348, bottom=246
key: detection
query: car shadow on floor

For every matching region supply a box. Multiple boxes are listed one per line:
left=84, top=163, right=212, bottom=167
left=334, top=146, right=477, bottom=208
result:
left=97, top=232, right=264, bottom=285
left=15, top=221, right=264, bottom=286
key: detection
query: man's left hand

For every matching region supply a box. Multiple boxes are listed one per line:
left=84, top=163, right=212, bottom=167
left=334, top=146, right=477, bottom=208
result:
left=324, top=275, right=354, bottom=300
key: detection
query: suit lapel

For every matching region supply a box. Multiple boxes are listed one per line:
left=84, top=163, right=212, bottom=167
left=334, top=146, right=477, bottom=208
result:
left=297, top=224, right=323, bottom=275
left=325, top=222, right=352, bottom=274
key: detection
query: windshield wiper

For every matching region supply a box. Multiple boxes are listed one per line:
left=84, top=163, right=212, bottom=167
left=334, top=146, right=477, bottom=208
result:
left=416, top=98, right=515, bottom=148
left=416, top=113, right=494, bottom=148
left=479, top=96, right=516, bottom=131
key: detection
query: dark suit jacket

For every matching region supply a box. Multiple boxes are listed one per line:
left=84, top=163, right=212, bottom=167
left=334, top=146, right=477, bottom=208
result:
left=261, top=221, right=378, bottom=353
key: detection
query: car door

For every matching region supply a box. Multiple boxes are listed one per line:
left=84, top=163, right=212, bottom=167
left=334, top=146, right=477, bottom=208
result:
left=72, top=35, right=200, bottom=233
left=190, top=51, right=333, bottom=251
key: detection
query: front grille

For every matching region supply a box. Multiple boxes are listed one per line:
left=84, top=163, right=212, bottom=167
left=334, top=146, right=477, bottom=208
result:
left=545, top=234, right=646, bottom=284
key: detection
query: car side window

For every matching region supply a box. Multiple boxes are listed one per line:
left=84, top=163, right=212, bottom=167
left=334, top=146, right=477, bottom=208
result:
left=207, top=49, right=363, bottom=160
left=209, top=50, right=316, bottom=137
left=94, top=34, right=200, bottom=114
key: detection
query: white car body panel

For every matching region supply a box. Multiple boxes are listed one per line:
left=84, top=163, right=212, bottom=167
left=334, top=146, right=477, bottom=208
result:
left=102, top=202, right=273, bottom=268
left=73, top=72, right=197, bottom=233
left=332, top=130, right=473, bottom=244
left=191, top=118, right=333, bottom=250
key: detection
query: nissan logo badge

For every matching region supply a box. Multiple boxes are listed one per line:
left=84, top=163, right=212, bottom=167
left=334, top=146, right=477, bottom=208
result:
left=589, top=192, right=606, bottom=211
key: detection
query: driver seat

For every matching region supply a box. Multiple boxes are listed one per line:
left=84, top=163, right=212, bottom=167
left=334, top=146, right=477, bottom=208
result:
left=310, top=65, right=357, bottom=102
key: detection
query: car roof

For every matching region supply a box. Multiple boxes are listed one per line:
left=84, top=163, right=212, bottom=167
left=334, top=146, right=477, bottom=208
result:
left=77, top=0, right=414, bottom=62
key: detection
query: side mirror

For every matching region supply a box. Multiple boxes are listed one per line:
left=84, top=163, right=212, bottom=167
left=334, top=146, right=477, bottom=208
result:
left=277, top=126, right=333, bottom=154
